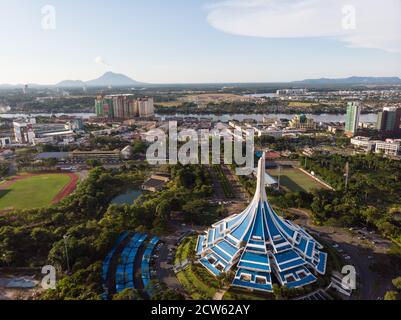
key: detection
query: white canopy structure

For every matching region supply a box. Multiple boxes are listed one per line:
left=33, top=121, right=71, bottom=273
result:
left=196, top=153, right=327, bottom=292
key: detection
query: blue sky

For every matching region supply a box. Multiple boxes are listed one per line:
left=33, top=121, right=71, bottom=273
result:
left=0, top=0, right=400, bottom=84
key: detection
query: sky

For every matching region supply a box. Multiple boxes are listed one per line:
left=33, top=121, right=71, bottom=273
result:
left=0, top=0, right=401, bottom=84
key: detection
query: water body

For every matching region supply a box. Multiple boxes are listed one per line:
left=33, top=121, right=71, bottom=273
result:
left=0, top=112, right=96, bottom=119
left=0, top=112, right=378, bottom=123
left=159, top=113, right=378, bottom=123
left=111, top=189, right=142, bottom=205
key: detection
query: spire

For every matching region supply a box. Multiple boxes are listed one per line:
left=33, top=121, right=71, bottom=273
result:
left=254, top=152, right=267, bottom=202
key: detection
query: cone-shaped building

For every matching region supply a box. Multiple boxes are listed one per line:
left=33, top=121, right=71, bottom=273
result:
left=196, top=153, right=327, bottom=292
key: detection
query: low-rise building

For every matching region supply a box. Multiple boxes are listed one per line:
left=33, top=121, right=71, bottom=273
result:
left=276, top=89, right=308, bottom=96
left=375, top=140, right=401, bottom=156
left=350, top=136, right=378, bottom=152
left=70, top=150, right=121, bottom=162
left=288, top=114, right=316, bottom=130
left=121, top=145, right=133, bottom=160
left=13, top=119, right=75, bottom=145
left=0, top=137, right=12, bottom=147
left=142, top=174, right=170, bottom=192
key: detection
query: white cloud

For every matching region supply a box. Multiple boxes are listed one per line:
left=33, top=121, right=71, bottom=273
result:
left=206, top=0, right=401, bottom=52
left=94, top=56, right=110, bottom=67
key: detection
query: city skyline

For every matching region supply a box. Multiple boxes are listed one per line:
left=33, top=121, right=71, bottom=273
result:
left=0, top=0, right=401, bottom=84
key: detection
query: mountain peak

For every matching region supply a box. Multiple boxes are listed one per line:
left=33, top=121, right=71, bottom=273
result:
left=53, top=72, right=143, bottom=88
left=85, top=72, right=142, bottom=87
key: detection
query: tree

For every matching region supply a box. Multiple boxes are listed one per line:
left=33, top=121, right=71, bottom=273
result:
left=176, top=168, right=196, bottom=189
left=384, top=291, right=399, bottom=300
left=392, top=277, right=401, bottom=291
left=217, top=272, right=232, bottom=288
left=182, top=199, right=217, bottom=225
left=86, top=159, right=102, bottom=168
left=0, top=162, right=9, bottom=177
left=132, top=141, right=147, bottom=154
left=156, top=200, right=172, bottom=222
left=112, top=288, right=143, bottom=300
left=151, top=282, right=185, bottom=300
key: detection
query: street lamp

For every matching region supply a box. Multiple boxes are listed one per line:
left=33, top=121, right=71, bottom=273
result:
left=63, top=235, right=70, bottom=274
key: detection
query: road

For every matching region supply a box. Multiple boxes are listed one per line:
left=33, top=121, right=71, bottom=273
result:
left=291, top=208, right=396, bottom=300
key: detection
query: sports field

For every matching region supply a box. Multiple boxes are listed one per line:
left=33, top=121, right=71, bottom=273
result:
left=0, top=173, right=78, bottom=212
left=267, top=168, right=328, bottom=193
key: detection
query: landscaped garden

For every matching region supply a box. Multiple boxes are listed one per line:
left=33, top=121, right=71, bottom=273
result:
left=175, top=237, right=221, bottom=299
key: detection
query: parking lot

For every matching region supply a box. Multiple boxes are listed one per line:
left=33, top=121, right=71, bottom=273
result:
left=291, top=208, right=396, bottom=300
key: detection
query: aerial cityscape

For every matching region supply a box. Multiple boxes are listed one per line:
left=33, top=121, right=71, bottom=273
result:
left=0, top=0, right=401, bottom=308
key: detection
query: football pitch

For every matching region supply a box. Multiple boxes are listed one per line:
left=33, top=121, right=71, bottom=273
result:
left=267, top=168, right=328, bottom=193
left=0, top=174, right=73, bottom=211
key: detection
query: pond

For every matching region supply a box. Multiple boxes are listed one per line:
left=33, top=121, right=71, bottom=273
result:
left=111, top=189, right=142, bottom=205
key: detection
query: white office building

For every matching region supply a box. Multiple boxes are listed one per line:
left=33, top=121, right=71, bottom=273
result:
left=375, top=140, right=401, bottom=156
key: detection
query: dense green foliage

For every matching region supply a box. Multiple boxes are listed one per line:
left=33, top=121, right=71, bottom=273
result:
left=156, top=100, right=348, bottom=115
left=17, top=97, right=94, bottom=113
left=302, top=154, right=401, bottom=243
left=0, top=162, right=9, bottom=177
left=0, top=162, right=219, bottom=299
left=0, top=167, right=143, bottom=299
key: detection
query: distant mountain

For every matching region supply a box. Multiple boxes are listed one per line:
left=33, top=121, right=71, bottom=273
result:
left=85, top=72, right=143, bottom=87
left=292, top=76, right=401, bottom=85
left=0, top=72, right=144, bottom=89
left=55, top=80, right=86, bottom=88
left=55, top=72, right=143, bottom=88
left=2, top=74, right=401, bottom=89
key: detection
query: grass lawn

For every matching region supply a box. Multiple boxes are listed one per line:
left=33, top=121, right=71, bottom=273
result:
left=267, top=168, right=327, bottom=193
left=223, top=288, right=272, bottom=300
left=175, top=237, right=197, bottom=265
left=175, top=237, right=219, bottom=299
left=0, top=174, right=71, bottom=211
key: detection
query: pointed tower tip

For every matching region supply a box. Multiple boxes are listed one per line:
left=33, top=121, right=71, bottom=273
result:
left=254, top=152, right=266, bottom=200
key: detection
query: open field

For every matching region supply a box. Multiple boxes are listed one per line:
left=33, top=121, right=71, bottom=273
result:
left=288, top=102, right=319, bottom=108
left=0, top=173, right=78, bottom=212
left=267, top=168, right=328, bottom=193
left=156, top=93, right=249, bottom=107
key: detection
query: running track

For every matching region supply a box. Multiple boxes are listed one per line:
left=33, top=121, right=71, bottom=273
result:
left=0, top=172, right=79, bottom=206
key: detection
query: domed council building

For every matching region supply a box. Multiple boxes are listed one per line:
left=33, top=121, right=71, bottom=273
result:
left=195, top=153, right=327, bottom=292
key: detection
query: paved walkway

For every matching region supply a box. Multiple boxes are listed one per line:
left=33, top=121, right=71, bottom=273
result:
left=213, top=289, right=227, bottom=300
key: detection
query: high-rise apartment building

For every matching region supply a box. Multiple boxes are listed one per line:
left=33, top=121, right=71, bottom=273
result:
left=95, top=96, right=114, bottom=118
left=137, top=97, right=155, bottom=118
left=376, top=107, right=401, bottom=135
left=95, top=95, right=154, bottom=120
left=345, top=102, right=361, bottom=137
